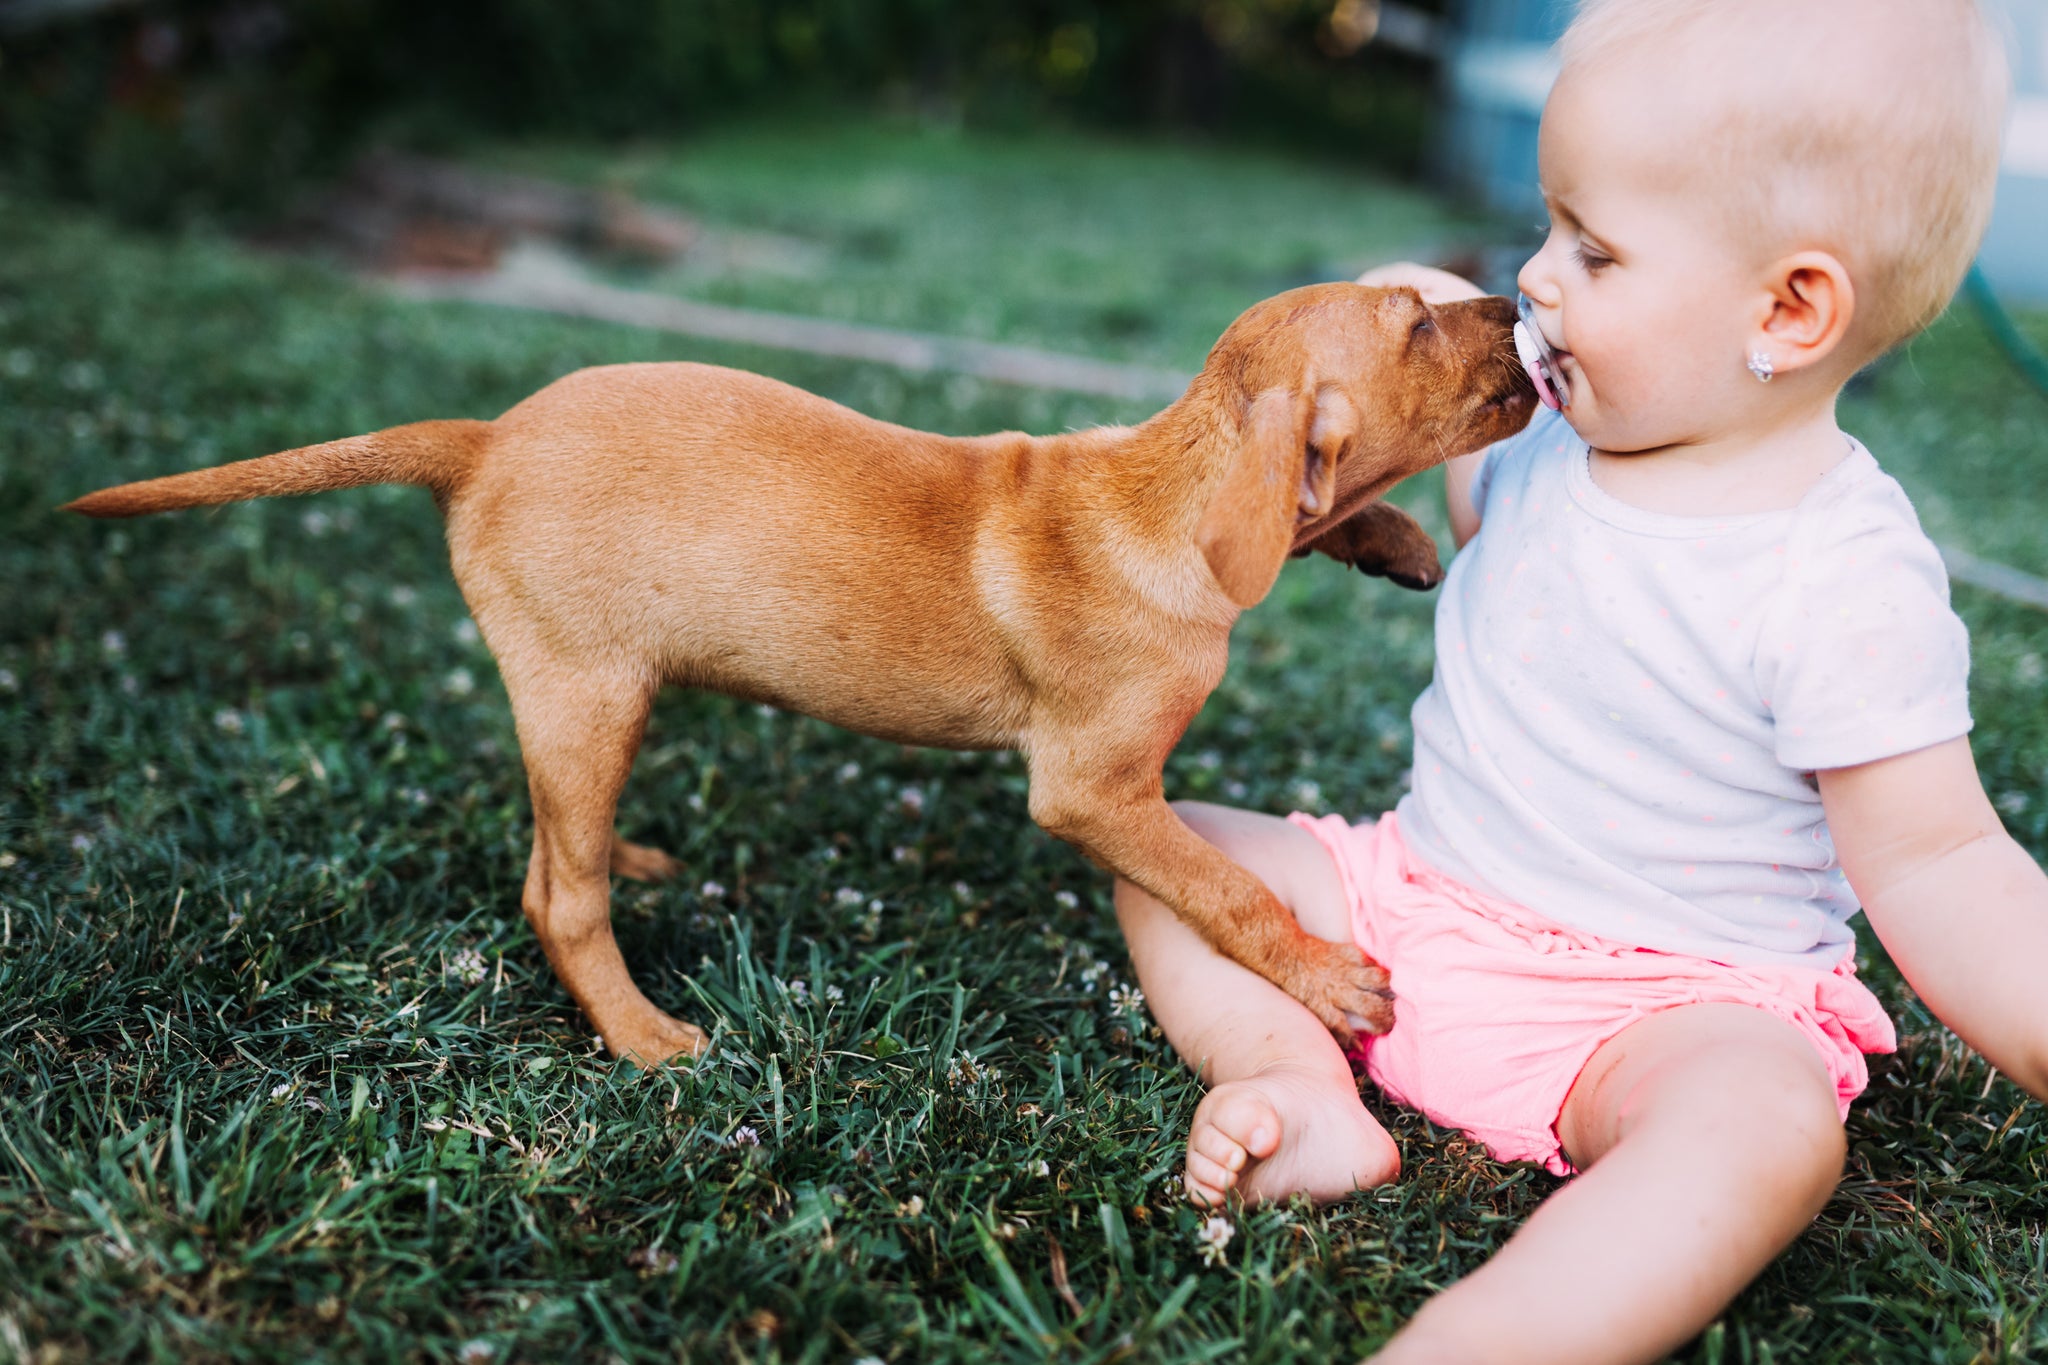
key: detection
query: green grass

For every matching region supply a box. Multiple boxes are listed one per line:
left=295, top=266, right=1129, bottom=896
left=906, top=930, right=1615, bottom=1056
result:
left=3, top=119, right=2047, bottom=1363
left=481, top=116, right=1490, bottom=373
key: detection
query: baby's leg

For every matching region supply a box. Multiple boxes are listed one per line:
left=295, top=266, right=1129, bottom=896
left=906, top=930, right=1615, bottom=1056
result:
left=1114, top=801, right=1399, bottom=1205
left=1372, top=1002, right=1847, bottom=1365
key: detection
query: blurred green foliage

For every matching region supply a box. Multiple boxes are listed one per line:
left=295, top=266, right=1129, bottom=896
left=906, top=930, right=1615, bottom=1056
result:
left=0, top=0, right=1442, bottom=225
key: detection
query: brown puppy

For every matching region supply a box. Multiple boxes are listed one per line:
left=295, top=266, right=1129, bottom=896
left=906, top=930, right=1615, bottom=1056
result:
left=66, top=283, right=1534, bottom=1067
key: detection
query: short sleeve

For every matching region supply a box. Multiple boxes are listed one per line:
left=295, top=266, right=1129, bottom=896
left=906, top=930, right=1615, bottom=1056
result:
left=1755, top=475, right=1972, bottom=771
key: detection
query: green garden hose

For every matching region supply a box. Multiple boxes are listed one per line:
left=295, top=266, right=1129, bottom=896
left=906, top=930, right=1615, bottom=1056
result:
left=1965, top=263, right=2048, bottom=398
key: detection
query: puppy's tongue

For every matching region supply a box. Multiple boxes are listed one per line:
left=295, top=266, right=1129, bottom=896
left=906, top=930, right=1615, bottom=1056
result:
left=1513, top=320, right=1563, bottom=412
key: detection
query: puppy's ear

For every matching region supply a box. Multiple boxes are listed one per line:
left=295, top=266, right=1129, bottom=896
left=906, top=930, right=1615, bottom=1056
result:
left=1199, top=385, right=1353, bottom=608
left=1300, top=386, right=1354, bottom=522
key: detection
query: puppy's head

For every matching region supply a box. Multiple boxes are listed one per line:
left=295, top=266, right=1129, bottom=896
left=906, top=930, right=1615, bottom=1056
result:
left=1192, top=283, right=1534, bottom=607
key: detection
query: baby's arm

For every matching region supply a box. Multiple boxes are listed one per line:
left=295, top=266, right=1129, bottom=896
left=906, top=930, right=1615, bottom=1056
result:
left=1821, top=737, right=2048, bottom=1101
left=1353, top=263, right=1492, bottom=548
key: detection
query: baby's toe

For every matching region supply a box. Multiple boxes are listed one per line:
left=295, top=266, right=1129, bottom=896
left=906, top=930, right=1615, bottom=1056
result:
left=1184, top=1149, right=1239, bottom=1205
left=1197, top=1084, right=1284, bottom=1161
left=1191, top=1123, right=1249, bottom=1174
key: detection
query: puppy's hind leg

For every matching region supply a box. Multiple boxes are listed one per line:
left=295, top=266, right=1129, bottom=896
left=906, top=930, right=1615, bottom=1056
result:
left=506, top=661, right=708, bottom=1068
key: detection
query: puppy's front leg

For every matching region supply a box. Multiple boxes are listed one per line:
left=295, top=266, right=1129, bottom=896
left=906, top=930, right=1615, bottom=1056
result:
left=1027, top=754, right=1394, bottom=1043
left=1294, top=501, right=1443, bottom=590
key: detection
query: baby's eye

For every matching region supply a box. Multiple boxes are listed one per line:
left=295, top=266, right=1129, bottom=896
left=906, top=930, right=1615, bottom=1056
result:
left=1571, top=245, right=1613, bottom=274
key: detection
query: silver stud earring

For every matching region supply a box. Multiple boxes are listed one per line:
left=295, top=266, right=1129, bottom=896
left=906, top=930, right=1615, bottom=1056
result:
left=1747, top=349, right=1775, bottom=383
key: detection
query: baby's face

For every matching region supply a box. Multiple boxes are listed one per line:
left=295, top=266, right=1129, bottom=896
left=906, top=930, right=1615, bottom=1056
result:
left=1516, top=59, right=1775, bottom=454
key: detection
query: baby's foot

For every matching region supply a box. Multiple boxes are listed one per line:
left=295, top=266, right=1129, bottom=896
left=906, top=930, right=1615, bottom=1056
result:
left=1184, top=1065, right=1399, bottom=1207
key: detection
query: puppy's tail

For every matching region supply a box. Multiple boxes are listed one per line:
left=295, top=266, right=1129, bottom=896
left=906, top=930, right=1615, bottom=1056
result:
left=61, top=418, right=492, bottom=519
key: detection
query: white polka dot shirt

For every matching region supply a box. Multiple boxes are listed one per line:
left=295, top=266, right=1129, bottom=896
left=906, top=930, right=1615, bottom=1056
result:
left=1396, top=408, right=1973, bottom=970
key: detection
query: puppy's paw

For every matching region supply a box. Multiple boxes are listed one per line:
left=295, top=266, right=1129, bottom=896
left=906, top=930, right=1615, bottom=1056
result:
left=610, top=835, right=684, bottom=882
left=605, top=1011, right=711, bottom=1070
left=1291, top=940, right=1396, bottom=1046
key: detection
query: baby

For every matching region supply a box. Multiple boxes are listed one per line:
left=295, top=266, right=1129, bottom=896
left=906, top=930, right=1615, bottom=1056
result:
left=1115, top=1, right=2043, bottom=1360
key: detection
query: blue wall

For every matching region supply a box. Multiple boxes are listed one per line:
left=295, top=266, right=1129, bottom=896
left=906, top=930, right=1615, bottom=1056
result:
left=1979, top=0, right=2048, bottom=302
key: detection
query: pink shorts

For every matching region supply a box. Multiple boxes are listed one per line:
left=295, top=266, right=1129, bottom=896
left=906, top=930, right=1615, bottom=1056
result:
left=1291, top=811, right=1897, bottom=1176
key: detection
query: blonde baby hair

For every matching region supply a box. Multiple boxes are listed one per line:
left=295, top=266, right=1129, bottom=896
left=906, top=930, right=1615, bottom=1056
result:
left=1560, top=0, right=2010, bottom=362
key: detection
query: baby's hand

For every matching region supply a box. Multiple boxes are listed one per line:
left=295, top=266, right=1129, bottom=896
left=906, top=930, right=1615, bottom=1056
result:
left=1354, top=262, right=1488, bottom=305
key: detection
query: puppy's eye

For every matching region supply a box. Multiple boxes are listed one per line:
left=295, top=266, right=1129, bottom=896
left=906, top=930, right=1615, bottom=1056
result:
left=1411, top=315, right=1435, bottom=338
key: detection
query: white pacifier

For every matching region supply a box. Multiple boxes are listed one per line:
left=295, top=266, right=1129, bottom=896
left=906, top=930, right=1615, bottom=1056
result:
left=1513, top=293, right=1569, bottom=410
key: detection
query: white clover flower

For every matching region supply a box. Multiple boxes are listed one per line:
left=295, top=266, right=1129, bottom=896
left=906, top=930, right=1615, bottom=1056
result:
left=837, top=762, right=861, bottom=783
left=1224, top=780, right=1248, bottom=800
left=951, top=881, right=975, bottom=905
left=946, top=1051, right=1001, bottom=1089
left=892, top=845, right=916, bottom=863
left=820, top=845, right=841, bottom=863
left=227, top=910, right=245, bottom=930
left=388, top=585, right=417, bottom=607
left=452, top=618, right=481, bottom=646
left=456, top=1342, right=495, bottom=1364
left=755, top=704, right=778, bottom=718
left=1109, top=983, right=1145, bottom=1015
left=0, top=668, right=16, bottom=693
left=700, top=880, right=727, bottom=900
left=2018, top=653, right=2045, bottom=685
left=834, top=887, right=865, bottom=907
left=823, top=984, right=845, bottom=1004
left=898, top=785, right=926, bottom=816
left=785, top=978, right=810, bottom=1004
left=213, top=708, right=245, bottom=734
left=380, top=711, right=406, bottom=733
left=1197, top=1214, right=1234, bottom=1266
left=444, top=668, right=475, bottom=697
left=1292, top=779, right=1323, bottom=808
left=447, top=948, right=488, bottom=986
left=687, top=793, right=708, bottom=814
left=269, top=1081, right=296, bottom=1101
left=1079, top=960, right=1110, bottom=991
left=896, top=1194, right=924, bottom=1217
left=404, top=788, right=431, bottom=807
left=1997, top=791, right=2030, bottom=816
left=727, top=1125, right=762, bottom=1149
left=302, top=1096, right=326, bottom=1114
left=1054, top=890, right=1078, bottom=910
left=301, top=509, right=332, bottom=537
left=100, top=630, right=125, bottom=657
left=70, top=833, right=93, bottom=854
left=1028, top=1158, right=1050, bottom=1177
